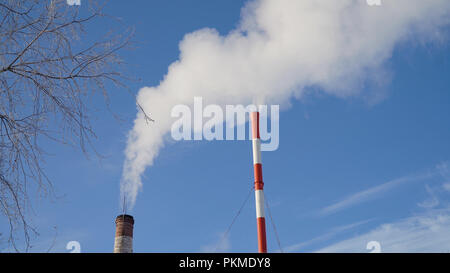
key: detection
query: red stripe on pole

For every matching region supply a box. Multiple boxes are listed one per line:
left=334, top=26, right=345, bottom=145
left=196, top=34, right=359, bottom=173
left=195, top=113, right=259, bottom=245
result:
left=250, top=112, right=260, bottom=139
left=254, top=164, right=264, bottom=190
left=256, top=217, right=267, bottom=253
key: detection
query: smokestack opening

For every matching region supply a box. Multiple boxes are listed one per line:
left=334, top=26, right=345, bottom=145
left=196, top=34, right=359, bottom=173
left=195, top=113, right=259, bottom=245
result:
left=114, top=214, right=134, bottom=253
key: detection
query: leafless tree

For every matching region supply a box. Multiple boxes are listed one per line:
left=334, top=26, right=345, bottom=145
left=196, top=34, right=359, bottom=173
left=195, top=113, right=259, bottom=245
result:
left=0, top=0, right=138, bottom=251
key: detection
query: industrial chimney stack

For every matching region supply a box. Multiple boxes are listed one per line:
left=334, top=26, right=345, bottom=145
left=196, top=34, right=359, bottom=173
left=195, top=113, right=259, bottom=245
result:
left=114, top=214, right=134, bottom=253
left=250, top=112, right=268, bottom=253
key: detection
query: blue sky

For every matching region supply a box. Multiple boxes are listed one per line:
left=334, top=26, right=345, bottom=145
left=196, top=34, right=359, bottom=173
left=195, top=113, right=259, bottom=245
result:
left=1, top=0, right=450, bottom=253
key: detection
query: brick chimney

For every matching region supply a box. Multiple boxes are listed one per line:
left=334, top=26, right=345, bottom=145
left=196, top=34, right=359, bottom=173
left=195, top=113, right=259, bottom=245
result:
left=114, top=214, right=134, bottom=253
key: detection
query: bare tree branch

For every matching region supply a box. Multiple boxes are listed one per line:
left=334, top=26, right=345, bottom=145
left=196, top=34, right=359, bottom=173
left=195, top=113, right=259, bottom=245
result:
left=0, top=0, right=135, bottom=251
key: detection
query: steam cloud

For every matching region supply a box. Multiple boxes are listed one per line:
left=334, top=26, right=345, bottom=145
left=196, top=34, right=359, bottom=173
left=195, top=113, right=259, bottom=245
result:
left=121, top=0, right=450, bottom=208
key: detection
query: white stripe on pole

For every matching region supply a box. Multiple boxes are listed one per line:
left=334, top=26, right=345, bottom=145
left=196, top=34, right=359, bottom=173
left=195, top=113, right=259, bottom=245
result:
left=252, top=138, right=262, bottom=164
left=255, top=190, right=265, bottom=218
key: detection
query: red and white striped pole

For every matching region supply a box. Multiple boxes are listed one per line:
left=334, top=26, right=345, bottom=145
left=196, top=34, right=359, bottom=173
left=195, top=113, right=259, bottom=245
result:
left=250, top=111, right=267, bottom=253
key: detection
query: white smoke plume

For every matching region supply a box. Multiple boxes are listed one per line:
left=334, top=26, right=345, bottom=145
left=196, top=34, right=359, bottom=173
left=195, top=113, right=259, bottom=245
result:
left=121, top=0, right=450, bottom=208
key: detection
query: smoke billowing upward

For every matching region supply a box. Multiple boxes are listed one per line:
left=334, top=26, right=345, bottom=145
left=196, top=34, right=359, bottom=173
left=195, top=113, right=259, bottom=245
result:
left=121, top=0, right=450, bottom=209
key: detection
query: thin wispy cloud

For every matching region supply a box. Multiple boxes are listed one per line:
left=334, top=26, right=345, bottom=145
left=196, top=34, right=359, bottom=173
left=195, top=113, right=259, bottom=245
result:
left=284, top=219, right=373, bottom=253
left=444, top=183, right=450, bottom=192
left=320, top=171, right=437, bottom=215
left=439, top=162, right=450, bottom=192
left=316, top=173, right=450, bottom=253
left=200, top=232, right=231, bottom=253
left=418, top=184, right=440, bottom=209
left=316, top=207, right=450, bottom=253
left=437, top=162, right=450, bottom=179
